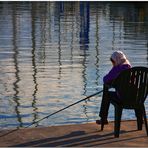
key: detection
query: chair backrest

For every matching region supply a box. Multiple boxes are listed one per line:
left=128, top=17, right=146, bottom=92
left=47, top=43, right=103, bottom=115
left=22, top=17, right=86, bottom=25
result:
left=113, top=66, right=148, bottom=108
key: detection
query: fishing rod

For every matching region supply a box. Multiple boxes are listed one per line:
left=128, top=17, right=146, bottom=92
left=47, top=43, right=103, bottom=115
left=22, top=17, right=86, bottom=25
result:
left=0, top=89, right=103, bottom=137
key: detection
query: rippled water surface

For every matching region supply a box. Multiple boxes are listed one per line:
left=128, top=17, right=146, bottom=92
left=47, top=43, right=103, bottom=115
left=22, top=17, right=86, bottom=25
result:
left=0, top=2, right=148, bottom=129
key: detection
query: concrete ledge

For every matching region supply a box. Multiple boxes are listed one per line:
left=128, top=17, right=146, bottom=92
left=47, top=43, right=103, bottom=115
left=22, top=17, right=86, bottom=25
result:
left=0, top=120, right=148, bottom=147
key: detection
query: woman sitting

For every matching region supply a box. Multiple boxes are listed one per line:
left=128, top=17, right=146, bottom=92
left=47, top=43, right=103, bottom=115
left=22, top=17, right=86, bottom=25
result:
left=96, top=50, right=131, bottom=125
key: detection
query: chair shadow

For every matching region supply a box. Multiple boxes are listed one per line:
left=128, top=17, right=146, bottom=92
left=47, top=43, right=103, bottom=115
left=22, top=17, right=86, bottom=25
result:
left=12, top=128, right=143, bottom=147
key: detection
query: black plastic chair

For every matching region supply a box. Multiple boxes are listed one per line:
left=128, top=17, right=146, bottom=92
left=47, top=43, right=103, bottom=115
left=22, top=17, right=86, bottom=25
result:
left=105, top=66, right=148, bottom=137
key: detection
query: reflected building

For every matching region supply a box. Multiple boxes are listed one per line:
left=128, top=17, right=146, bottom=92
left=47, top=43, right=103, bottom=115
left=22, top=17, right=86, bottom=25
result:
left=79, top=2, right=90, bottom=50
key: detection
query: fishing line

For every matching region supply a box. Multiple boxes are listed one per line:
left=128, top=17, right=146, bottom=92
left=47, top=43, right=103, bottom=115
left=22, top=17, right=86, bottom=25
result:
left=0, top=90, right=103, bottom=137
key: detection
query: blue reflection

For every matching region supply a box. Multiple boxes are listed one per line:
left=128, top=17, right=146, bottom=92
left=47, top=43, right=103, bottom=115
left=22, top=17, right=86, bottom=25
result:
left=79, top=2, right=90, bottom=50
left=59, top=2, right=64, bottom=13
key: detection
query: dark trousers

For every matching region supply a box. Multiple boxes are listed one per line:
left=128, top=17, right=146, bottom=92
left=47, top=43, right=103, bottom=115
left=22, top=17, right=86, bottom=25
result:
left=99, top=84, right=143, bottom=121
left=99, top=84, right=120, bottom=120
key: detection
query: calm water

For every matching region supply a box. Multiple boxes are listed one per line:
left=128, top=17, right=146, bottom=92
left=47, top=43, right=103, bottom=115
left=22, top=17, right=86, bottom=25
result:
left=0, top=2, right=148, bottom=129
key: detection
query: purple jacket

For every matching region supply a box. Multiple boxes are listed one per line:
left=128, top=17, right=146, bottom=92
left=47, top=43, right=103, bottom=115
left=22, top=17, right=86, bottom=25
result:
left=103, top=64, right=131, bottom=84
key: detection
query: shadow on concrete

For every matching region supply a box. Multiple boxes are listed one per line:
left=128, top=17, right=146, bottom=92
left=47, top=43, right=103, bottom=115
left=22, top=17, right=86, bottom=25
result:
left=12, top=129, right=142, bottom=147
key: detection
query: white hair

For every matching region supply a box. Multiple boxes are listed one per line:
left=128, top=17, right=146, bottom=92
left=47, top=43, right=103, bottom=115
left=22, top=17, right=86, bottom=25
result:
left=111, top=51, right=130, bottom=66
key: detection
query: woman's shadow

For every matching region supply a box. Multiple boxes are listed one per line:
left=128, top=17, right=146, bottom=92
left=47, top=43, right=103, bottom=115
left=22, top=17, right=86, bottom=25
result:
left=11, top=129, right=140, bottom=147
left=12, top=130, right=113, bottom=147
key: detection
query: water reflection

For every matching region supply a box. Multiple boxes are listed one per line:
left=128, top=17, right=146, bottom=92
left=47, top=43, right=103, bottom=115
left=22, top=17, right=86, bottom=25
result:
left=31, top=3, right=39, bottom=127
left=0, top=2, right=148, bottom=129
left=80, top=2, right=90, bottom=96
left=57, top=3, right=62, bottom=81
left=79, top=2, right=89, bottom=50
left=12, top=3, right=23, bottom=127
left=94, top=8, right=100, bottom=92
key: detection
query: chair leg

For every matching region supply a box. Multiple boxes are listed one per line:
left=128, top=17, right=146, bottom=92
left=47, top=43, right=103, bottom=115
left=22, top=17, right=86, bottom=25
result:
left=114, top=106, right=122, bottom=138
left=135, top=109, right=143, bottom=130
left=143, top=106, right=148, bottom=136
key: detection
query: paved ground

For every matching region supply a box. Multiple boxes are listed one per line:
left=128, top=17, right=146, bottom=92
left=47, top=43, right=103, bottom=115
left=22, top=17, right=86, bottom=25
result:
left=0, top=120, right=148, bottom=147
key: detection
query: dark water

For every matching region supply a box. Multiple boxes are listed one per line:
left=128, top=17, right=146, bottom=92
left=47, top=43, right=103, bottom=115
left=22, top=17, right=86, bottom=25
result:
left=0, top=2, right=148, bottom=129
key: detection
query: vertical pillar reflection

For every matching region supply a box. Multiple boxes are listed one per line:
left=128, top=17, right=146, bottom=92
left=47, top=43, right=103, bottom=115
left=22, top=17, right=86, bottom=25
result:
left=12, top=3, right=22, bottom=127
left=31, top=3, right=39, bottom=126
left=95, top=7, right=100, bottom=92
left=57, top=3, right=62, bottom=81
left=79, top=2, right=90, bottom=121
left=80, top=2, right=90, bottom=96
left=70, top=4, right=74, bottom=66
left=79, top=2, right=90, bottom=50
left=82, top=5, right=101, bottom=121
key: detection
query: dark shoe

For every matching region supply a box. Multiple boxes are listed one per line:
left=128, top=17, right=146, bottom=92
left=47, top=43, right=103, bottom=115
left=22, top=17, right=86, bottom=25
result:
left=96, top=119, right=108, bottom=125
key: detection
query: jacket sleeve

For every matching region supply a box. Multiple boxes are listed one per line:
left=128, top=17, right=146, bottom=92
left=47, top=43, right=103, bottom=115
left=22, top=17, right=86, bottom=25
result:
left=103, top=66, right=118, bottom=84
